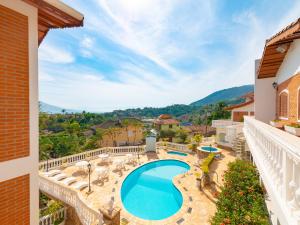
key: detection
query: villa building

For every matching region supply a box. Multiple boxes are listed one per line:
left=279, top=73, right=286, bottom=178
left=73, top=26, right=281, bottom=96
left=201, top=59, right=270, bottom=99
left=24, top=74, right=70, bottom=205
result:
left=212, top=93, right=254, bottom=148
left=154, top=114, right=180, bottom=131
left=225, top=92, right=254, bottom=122
left=0, top=0, right=83, bottom=224
left=244, top=18, right=300, bottom=225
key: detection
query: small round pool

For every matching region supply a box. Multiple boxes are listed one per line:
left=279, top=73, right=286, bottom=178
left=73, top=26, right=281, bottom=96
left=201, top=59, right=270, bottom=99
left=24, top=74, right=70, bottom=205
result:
left=167, top=151, right=187, bottom=156
left=199, top=146, right=221, bottom=153
left=121, top=160, right=190, bottom=220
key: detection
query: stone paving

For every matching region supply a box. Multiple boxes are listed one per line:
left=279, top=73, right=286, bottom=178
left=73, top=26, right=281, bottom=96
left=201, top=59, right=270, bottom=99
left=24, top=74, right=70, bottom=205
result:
left=41, top=147, right=236, bottom=225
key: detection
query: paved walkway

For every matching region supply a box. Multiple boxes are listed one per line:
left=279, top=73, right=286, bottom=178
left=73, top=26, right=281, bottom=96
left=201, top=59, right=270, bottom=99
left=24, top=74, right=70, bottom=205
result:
left=41, top=148, right=236, bottom=225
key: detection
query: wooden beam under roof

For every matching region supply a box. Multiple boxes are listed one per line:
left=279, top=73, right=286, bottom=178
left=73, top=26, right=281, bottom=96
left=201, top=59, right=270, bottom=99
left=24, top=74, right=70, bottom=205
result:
left=22, top=0, right=84, bottom=45
left=257, top=18, right=300, bottom=79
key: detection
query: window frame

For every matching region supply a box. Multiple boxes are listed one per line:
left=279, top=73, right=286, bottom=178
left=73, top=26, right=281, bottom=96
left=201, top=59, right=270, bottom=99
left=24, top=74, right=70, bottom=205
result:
left=279, top=89, right=289, bottom=120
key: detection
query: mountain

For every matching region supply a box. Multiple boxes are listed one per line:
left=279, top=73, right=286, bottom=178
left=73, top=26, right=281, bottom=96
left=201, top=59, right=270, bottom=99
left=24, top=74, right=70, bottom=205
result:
left=39, top=101, right=81, bottom=114
left=190, top=84, right=254, bottom=107
left=40, top=84, right=254, bottom=116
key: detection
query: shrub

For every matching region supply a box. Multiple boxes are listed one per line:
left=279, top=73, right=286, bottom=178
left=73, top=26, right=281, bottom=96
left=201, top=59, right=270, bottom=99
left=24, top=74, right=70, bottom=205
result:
left=201, top=153, right=215, bottom=174
left=211, top=160, right=269, bottom=225
left=288, top=123, right=300, bottom=128
left=40, top=200, right=63, bottom=217
left=188, top=143, right=197, bottom=152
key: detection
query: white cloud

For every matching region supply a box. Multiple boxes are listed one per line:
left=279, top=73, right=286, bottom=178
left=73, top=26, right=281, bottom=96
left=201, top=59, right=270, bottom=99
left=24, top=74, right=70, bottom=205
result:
left=39, top=0, right=300, bottom=112
left=39, top=43, right=75, bottom=64
left=39, top=72, right=55, bottom=82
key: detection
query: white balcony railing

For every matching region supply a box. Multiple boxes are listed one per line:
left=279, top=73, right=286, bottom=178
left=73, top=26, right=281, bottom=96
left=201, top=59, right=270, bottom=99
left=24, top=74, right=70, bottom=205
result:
left=39, top=176, right=102, bottom=225
left=243, top=116, right=300, bottom=225
left=212, top=119, right=241, bottom=128
left=39, top=207, right=66, bottom=225
left=39, top=145, right=145, bottom=171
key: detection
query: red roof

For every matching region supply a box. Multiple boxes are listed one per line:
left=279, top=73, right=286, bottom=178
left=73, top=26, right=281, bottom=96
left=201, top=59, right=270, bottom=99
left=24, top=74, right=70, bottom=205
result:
left=158, top=114, right=172, bottom=119
left=225, top=99, right=254, bottom=110
left=154, top=119, right=179, bottom=125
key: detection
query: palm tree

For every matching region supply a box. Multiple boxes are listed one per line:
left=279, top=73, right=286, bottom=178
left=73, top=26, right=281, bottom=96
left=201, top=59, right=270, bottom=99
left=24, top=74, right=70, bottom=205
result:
left=104, top=127, right=121, bottom=147
left=121, top=119, right=130, bottom=145
left=131, top=120, right=143, bottom=144
left=95, top=128, right=104, bottom=147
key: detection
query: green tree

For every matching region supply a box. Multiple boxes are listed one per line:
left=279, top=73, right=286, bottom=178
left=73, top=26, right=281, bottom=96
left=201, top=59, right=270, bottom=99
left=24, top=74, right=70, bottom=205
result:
left=192, top=134, right=203, bottom=144
left=159, top=129, right=176, bottom=142
left=39, top=136, right=53, bottom=160
left=175, top=129, right=188, bottom=143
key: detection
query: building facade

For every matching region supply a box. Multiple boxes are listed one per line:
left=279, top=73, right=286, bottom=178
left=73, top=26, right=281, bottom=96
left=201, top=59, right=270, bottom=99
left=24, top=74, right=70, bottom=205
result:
left=0, top=1, right=83, bottom=224
left=225, top=93, right=254, bottom=122
left=91, top=119, right=144, bottom=147
left=244, top=18, right=300, bottom=225
left=154, top=114, right=180, bottom=131
left=212, top=94, right=254, bottom=148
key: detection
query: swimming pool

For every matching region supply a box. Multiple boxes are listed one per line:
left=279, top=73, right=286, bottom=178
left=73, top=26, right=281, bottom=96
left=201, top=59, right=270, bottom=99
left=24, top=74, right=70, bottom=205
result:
left=167, top=151, right=187, bottom=156
left=121, top=160, right=190, bottom=220
left=200, top=146, right=220, bottom=152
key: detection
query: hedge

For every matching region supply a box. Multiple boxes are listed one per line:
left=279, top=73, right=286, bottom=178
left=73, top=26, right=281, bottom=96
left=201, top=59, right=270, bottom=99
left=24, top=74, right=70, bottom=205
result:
left=201, top=153, right=215, bottom=174
left=211, top=160, right=269, bottom=225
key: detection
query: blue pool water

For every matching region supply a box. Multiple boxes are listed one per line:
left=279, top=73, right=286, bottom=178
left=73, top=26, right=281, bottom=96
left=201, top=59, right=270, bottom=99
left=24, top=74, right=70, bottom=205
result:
left=121, top=160, right=190, bottom=220
left=201, top=146, right=219, bottom=152
left=167, top=151, right=187, bottom=156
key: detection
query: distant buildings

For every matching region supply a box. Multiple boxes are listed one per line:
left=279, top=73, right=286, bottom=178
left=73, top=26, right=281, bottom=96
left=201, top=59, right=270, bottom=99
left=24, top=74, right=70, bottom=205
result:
left=154, top=114, right=180, bottom=131
left=225, top=92, right=254, bottom=122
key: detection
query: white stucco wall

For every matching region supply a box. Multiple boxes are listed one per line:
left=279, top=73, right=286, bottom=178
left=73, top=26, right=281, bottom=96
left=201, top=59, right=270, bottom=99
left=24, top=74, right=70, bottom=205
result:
left=276, top=39, right=300, bottom=84
left=254, top=59, right=277, bottom=123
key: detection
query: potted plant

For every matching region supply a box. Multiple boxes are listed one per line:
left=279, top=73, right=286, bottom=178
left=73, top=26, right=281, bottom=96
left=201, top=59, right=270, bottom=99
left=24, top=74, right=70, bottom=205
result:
left=285, top=123, right=300, bottom=136
left=270, top=119, right=283, bottom=128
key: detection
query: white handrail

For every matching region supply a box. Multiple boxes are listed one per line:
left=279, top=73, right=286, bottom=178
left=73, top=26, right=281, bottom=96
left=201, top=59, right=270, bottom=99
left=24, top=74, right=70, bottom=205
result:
left=39, top=207, right=66, bottom=225
left=39, top=145, right=145, bottom=171
left=244, top=116, right=300, bottom=225
left=39, top=176, right=102, bottom=225
left=212, top=119, right=241, bottom=128
left=156, top=142, right=192, bottom=153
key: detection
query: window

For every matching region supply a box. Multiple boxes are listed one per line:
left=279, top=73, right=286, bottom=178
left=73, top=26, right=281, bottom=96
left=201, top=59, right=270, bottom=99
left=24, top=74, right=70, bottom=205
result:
left=279, top=91, right=288, bottom=118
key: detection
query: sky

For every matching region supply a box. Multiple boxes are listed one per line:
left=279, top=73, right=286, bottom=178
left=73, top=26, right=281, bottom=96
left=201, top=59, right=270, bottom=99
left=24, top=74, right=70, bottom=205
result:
left=39, top=0, right=300, bottom=112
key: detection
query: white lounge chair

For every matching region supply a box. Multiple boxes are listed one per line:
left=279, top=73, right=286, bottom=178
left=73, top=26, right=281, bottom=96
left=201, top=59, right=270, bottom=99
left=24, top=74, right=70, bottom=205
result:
left=43, top=169, right=61, bottom=177
left=52, top=173, right=67, bottom=181
left=62, top=177, right=77, bottom=185
left=73, top=181, right=88, bottom=190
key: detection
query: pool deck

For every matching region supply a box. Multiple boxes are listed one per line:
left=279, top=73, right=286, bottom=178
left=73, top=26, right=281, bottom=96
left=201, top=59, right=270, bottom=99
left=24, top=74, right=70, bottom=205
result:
left=40, top=147, right=236, bottom=225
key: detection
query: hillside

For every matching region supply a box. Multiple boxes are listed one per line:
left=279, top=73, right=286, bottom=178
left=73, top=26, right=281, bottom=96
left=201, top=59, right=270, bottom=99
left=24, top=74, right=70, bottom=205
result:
left=190, top=85, right=254, bottom=107
left=39, top=84, right=254, bottom=117
left=39, top=101, right=80, bottom=114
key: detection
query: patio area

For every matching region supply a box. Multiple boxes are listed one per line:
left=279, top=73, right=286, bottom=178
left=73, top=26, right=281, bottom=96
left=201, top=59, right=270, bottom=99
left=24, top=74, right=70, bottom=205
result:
left=39, top=145, right=236, bottom=225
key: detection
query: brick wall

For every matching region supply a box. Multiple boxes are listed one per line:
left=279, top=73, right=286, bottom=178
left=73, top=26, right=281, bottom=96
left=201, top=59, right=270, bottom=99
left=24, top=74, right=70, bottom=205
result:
left=0, top=5, right=29, bottom=162
left=276, top=73, right=300, bottom=123
left=0, top=174, right=30, bottom=225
